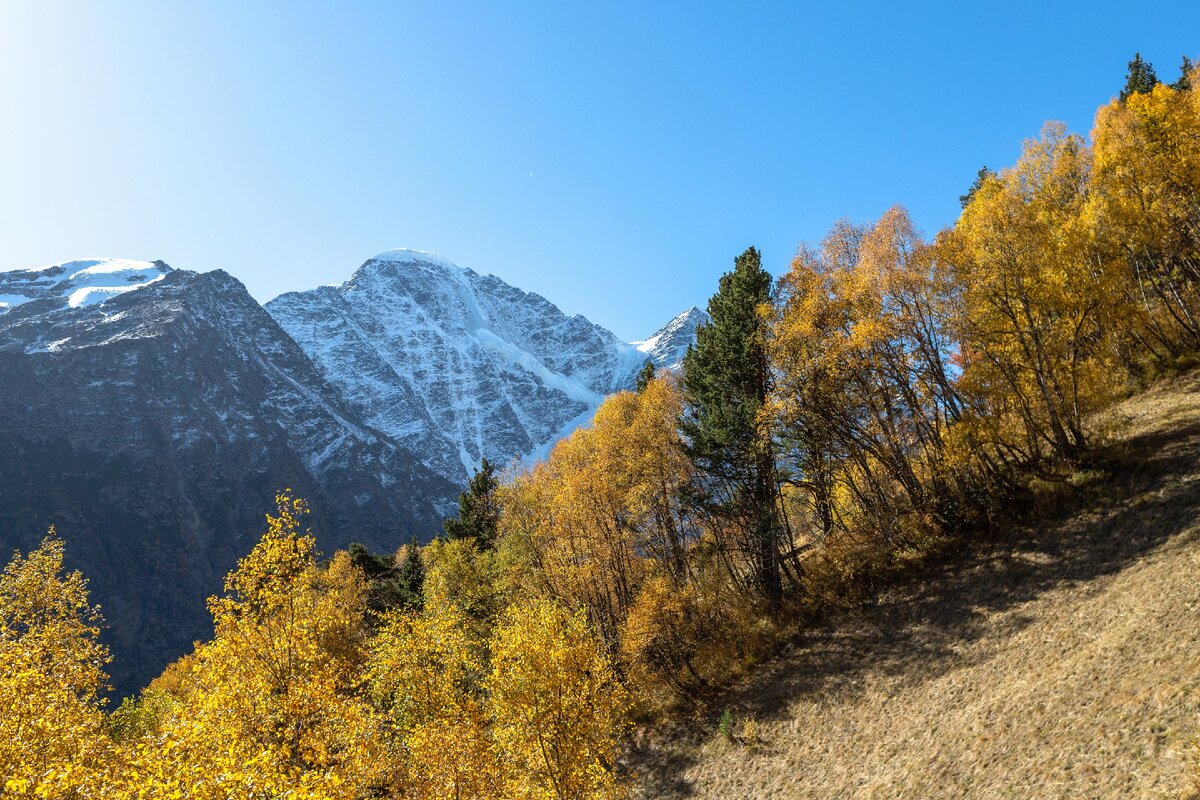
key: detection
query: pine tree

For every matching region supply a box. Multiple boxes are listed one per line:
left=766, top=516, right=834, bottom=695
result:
left=1120, top=52, right=1159, bottom=102
left=681, top=246, right=782, bottom=608
left=348, top=541, right=394, bottom=580
left=1171, top=55, right=1194, bottom=91
left=395, top=535, right=425, bottom=610
left=959, top=166, right=995, bottom=209
left=636, top=360, right=657, bottom=392
left=443, top=458, right=501, bottom=548
left=349, top=538, right=424, bottom=614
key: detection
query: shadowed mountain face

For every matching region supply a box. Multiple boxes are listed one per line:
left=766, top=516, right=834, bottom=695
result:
left=0, top=252, right=702, bottom=696
left=267, top=250, right=708, bottom=486
left=0, top=263, right=455, bottom=696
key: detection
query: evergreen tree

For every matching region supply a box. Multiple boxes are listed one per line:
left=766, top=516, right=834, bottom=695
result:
left=348, top=541, right=393, bottom=580
left=636, top=360, right=657, bottom=392
left=959, top=166, right=995, bottom=209
left=395, top=535, right=425, bottom=611
left=1171, top=55, right=1194, bottom=91
left=349, top=540, right=423, bottom=614
left=443, top=458, right=501, bottom=548
left=1120, top=52, right=1159, bottom=102
left=681, top=246, right=782, bottom=608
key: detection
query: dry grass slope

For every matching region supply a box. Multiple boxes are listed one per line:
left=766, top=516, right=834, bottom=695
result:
left=630, top=373, right=1200, bottom=799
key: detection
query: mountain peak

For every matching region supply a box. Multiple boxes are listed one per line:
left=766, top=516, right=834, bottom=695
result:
left=632, top=305, right=710, bottom=370
left=367, top=249, right=464, bottom=272
left=267, top=250, right=695, bottom=485
left=670, top=306, right=707, bottom=325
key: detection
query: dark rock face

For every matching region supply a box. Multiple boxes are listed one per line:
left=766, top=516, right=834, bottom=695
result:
left=0, top=266, right=454, bottom=697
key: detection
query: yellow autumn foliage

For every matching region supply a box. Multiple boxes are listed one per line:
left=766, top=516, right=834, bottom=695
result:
left=487, top=598, right=631, bottom=800
left=1090, top=77, right=1200, bottom=358
left=500, top=375, right=696, bottom=645
left=0, top=533, right=112, bottom=799
left=111, top=491, right=391, bottom=799
left=366, top=602, right=502, bottom=798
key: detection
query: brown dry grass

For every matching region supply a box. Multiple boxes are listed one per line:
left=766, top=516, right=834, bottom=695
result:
left=628, top=373, right=1200, bottom=799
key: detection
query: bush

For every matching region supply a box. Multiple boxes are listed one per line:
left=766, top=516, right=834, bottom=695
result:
left=718, top=708, right=734, bottom=742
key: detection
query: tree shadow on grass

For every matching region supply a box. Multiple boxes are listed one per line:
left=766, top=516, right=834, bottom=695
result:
left=628, top=416, right=1200, bottom=798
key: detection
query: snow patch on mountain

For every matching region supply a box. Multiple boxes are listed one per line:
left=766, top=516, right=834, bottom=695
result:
left=0, top=258, right=170, bottom=313
left=371, top=248, right=466, bottom=272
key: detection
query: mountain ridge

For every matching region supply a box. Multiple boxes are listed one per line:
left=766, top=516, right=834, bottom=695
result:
left=0, top=251, right=704, bottom=695
left=0, top=262, right=455, bottom=695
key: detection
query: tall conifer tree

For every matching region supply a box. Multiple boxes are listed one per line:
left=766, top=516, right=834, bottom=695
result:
left=1120, top=52, right=1159, bottom=101
left=636, top=360, right=657, bottom=392
left=681, top=246, right=782, bottom=608
left=1171, top=55, right=1194, bottom=91
left=395, top=535, right=425, bottom=610
left=444, top=457, right=501, bottom=548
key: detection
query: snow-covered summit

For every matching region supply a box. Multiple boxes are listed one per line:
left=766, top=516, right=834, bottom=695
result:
left=368, top=249, right=466, bottom=272
left=634, top=305, right=710, bottom=371
left=0, top=258, right=171, bottom=313
left=267, top=251, right=705, bottom=485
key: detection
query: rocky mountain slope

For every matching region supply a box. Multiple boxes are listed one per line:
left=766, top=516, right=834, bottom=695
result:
left=0, top=260, right=455, bottom=695
left=267, top=250, right=707, bottom=486
left=0, top=253, right=704, bottom=696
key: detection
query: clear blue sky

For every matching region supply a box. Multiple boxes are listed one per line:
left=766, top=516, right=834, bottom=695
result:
left=1, top=2, right=1197, bottom=339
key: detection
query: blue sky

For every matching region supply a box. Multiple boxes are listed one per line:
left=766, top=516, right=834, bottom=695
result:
left=1, top=2, right=1198, bottom=339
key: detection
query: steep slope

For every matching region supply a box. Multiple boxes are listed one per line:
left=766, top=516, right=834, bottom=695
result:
left=267, top=250, right=706, bottom=486
left=0, top=261, right=455, bottom=696
left=630, top=373, right=1200, bottom=799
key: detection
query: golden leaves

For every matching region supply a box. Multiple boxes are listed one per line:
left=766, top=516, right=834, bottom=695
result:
left=488, top=598, right=630, bottom=800
left=110, top=490, right=386, bottom=799
left=0, top=489, right=633, bottom=799
left=500, top=377, right=695, bottom=647
left=0, top=534, right=113, bottom=798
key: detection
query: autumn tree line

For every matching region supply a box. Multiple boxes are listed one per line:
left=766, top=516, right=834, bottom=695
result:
left=3, top=54, right=1200, bottom=798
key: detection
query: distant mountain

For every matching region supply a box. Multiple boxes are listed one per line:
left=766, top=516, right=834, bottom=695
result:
left=633, top=306, right=709, bottom=372
left=267, top=250, right=708, bottom=486
left=0, top=251, right=703, bottom=695
left=0, top=260, right=454, bottom=696
left=0, top=258, right=171, bottom=314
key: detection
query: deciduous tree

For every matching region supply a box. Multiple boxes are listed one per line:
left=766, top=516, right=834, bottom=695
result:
left=0, top=533, right=112, bottom=798
left=487, top=598, right=629, bottom=800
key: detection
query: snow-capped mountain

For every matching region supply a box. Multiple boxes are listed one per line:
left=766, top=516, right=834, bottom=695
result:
left=0, top=260, right=454, bottom=696
left=267, top=250, right=708, bottom=486
left=634, top=306, right=709, bottom=372
left=0, top=250, right=704, bottom=695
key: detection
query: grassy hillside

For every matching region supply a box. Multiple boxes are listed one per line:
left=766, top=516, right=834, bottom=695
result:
left=629, top=373, right=1200, bottom=799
